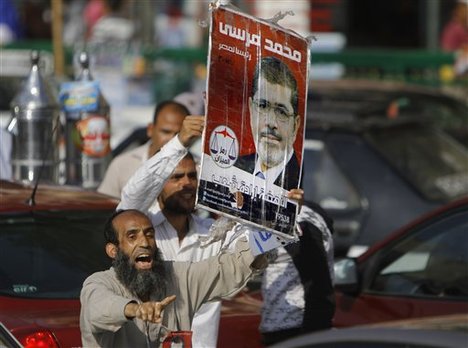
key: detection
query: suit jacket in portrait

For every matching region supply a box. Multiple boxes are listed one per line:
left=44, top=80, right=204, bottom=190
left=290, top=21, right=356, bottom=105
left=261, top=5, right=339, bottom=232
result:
left=234, top=152, right=300, bottom=191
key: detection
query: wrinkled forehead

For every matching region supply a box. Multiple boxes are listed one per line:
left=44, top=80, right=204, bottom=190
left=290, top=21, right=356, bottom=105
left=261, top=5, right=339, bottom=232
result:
left=113, top=211, right=152, bottom=233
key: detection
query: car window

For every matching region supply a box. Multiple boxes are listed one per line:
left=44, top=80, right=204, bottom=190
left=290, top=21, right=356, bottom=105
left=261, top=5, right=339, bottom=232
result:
left=368, top=210, right=468, bottom=299
left=366, top=125, right=468, bottom=201
left=0, top=210, right=113, bottom=299
left=386, top=95, right=468, bottom=144
left=302, top=139, right=361, bottom=211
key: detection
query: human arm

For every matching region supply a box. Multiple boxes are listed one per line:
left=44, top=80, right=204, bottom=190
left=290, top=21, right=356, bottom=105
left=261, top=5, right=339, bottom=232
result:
left=124, top=295, right=177, bottom=323
left=172, top=236, right=267, bottom=313
left=80, top=272, right=140, bottom=333
left=117, top=116, right=204, bottom=212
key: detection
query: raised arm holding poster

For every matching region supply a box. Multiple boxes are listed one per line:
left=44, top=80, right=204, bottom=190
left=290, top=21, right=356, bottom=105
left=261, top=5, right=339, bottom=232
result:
left=197, top=4, right=310, bottom=239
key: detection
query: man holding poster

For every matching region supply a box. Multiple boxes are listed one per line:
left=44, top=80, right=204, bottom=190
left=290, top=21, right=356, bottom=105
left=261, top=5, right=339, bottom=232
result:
left=235, top=55, right=301, bottom=191
left=197, top=5, right=308, bottom=237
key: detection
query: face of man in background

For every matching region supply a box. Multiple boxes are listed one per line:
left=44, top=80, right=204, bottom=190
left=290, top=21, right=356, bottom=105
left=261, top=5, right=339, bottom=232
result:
left=147, top=105, right=186, bottom=157
left=249, top=75, right=300, bottom=171
left=158, top=156, right=198, bottom=215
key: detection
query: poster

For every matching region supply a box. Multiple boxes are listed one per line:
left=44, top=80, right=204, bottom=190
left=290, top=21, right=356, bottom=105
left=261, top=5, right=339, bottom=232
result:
left=197, top=5, right=309, bottom=238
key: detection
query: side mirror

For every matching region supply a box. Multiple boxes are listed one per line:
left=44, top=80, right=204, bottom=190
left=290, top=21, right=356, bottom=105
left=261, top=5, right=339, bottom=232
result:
left=334, top=258, right=359, bottom=294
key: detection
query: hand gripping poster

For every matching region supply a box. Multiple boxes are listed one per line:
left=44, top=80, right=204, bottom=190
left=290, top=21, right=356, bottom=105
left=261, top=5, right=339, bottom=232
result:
left=197, top=4, right=309, bottom=239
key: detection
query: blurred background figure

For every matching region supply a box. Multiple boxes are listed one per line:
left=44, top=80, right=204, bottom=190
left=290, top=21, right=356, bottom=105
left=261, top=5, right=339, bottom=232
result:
left=0, top=0, right=23, bottom=45
left=84, top=0, right=106, bottom=40
left=62, top=0, right=85, bottom=44
left=440, top=0, right=468, bottom=51
left=87, top=0, right=134, bottom=44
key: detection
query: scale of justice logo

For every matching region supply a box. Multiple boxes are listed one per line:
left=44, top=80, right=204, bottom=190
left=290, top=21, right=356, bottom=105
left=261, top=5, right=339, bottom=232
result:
left=209, top=125, right=239, bottom=168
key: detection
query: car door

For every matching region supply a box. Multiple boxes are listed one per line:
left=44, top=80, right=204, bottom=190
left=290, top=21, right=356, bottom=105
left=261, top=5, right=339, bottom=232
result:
left=334, top=204, right=468, bottom=327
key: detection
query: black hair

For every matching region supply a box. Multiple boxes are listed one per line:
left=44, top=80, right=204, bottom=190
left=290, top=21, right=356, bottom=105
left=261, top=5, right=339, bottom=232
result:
left=183, top=152, right=194, bottom=162
left=252, top=56, right=299, bottom=115
left=152, top=100, right=190, bottom=124
left=104, top=209, right=145, bottom=245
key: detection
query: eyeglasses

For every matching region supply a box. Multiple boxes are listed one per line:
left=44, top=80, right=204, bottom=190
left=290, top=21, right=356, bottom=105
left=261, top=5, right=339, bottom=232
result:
left=251, top=99, right=295, bottom=122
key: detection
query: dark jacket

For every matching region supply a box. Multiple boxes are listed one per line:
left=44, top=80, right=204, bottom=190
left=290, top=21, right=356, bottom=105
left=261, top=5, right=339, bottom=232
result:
left=234, top=153, right=300, bottom=190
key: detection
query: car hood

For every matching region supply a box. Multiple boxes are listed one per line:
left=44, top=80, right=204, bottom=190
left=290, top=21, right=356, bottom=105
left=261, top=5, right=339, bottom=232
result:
left=0, top=299, right=81, bottom=347
left=0, top=307, right=80, bottom=330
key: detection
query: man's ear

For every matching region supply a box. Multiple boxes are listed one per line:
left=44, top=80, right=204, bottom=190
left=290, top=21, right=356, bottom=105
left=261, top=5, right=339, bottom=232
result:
left=106, top=243, right=118, bottom=259
left=146, top=123, right=153, bottom=138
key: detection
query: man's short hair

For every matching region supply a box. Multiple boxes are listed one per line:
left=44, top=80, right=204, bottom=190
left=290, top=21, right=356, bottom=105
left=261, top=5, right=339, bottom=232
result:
left=152, top=100, right=190, bottom=124
left=251, top=56, right=299, bottom=115
left=104, top=209, right=144, bottom=245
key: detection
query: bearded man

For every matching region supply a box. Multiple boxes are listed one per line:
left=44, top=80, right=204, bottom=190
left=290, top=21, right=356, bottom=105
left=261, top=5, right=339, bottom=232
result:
left=80, top=209, right=266, bottom=347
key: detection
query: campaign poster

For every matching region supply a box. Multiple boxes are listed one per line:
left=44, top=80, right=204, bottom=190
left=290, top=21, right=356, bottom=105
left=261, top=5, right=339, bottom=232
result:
left=197, top=5, right=309, bottom=238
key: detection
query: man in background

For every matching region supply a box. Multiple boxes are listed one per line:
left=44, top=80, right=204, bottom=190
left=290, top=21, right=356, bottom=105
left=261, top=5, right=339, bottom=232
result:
left=441, top=0, right=468, bottom=52
left=98, top=100, right=189, bottom=198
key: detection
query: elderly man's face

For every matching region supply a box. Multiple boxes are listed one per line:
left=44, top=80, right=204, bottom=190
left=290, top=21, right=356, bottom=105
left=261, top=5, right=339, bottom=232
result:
left=113, top=211, right=157, bottom=270
left=249, top=76, right=300, bottom=170
left=110, top=211, right=166, bottom=300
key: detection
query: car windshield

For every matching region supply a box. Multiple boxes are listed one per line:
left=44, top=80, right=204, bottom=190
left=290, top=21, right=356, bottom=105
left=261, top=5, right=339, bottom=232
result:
left=0, top=210, right=113, bottom=299
left=365, top=124, right=468, bottom=201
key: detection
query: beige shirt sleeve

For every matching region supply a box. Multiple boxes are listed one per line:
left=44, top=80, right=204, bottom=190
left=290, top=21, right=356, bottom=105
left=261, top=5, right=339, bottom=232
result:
left=80, top=272, right=134, bottom=333
left=167, top=236, right=264, bottom=331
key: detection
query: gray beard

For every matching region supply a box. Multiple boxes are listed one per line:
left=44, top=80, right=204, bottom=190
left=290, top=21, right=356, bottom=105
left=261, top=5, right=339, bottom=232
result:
left=113, top=249, right=167, bottom=301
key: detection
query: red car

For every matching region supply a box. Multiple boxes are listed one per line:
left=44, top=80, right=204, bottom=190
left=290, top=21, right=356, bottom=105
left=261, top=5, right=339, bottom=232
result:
left=333, top=197, right=468, bottom=327
left=0, top=180, right=117, bottom=348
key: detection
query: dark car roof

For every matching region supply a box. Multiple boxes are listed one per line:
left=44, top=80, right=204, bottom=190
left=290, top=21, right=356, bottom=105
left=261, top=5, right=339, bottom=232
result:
left=306, top=79, right=467, bottom=129
left=0, top=180, right=118, bottom=212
